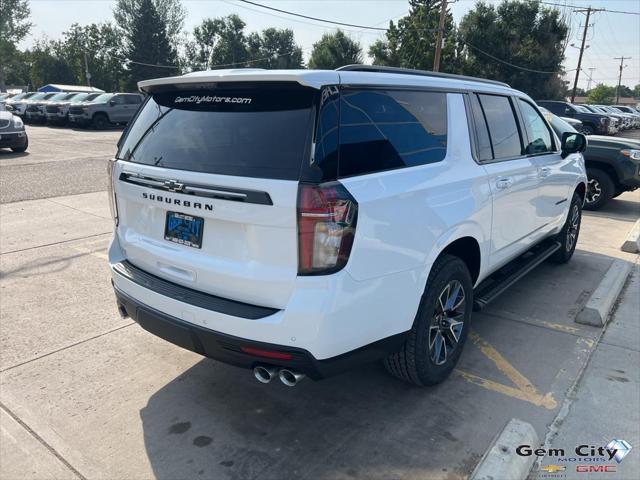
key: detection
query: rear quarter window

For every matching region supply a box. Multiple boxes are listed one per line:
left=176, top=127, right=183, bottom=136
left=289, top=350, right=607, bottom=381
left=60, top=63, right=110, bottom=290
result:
left=338, top=89, right=448, bottom=177
left=117, top=83, right=316, bottom=180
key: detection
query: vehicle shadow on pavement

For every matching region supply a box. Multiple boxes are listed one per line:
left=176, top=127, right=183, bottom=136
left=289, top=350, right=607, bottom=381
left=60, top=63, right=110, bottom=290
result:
left=139, top=358, right=483, bottom=480
left=0, top=150, right=29, bottom=158
left=137, top=248, right=632, bottom=480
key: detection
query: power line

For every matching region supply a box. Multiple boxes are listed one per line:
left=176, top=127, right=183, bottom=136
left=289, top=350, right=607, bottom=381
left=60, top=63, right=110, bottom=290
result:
left=236, top=0, right=387, bottom=31
left=460, top=39, right=574, bottom=74
left=539, top=1, right=640, bottom=15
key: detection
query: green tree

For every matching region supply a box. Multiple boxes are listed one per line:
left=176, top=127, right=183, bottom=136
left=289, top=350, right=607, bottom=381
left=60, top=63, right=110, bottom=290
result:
left=247, top=28, right=303, bottom=69
left=124, top=0, right=178, bottom=90
left=61, top=23, right=125, bottom=91
left=587, top=84, right=616, bottom=104
left=0, top=0, right=33, bottom=90
left=616, top=85, right=633, bottom=98
left=185, top=15, right=249, bottom=70
left=114, top=0, right=185, bottom=48
left=308, top=30, right=362, bottom=70
left=369, top=1, right=458, bottom=72
left=633, top=84, right=640, bottom=98
left=457, top=0, right=569, bottom=99
left=28, top=39, right=76, bottom=87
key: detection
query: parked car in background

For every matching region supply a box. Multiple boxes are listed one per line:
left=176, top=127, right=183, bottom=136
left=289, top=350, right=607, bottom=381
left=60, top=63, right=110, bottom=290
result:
left=595, top=105, right=633, bottom=130
left=614, top=106, right=640, bottom=127
left=68, top=93, right=144, bottom=129
left=4, top=92, right=39, bottom=116
left=560, top=115, right=584, bottom=132
left=25, top=92, right=81, bottom=123
left=0, top=93, right=16, bottom=104
left=0, top=103, right=29, bottom=153
left=540, top=107, right=640, bottom=210
left=605, top=106, right=639, bottom=129
left=580, top=104, right=626, bottom=132
left=45, top=92, right=102, bottom=125
left=537, top=100, right=613, bottom=135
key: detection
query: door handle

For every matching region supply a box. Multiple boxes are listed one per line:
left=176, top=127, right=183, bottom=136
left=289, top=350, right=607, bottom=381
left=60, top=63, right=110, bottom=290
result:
left=496, top=177, right=513, bottom=190
left=538, top=167, right=552, bottom=178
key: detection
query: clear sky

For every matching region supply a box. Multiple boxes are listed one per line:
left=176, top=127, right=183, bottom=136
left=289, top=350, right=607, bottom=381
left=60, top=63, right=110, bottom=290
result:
left=21, top=0, right=640, bottom=90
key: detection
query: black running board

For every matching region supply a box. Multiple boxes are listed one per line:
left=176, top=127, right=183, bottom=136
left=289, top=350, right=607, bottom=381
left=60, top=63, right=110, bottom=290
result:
left=473, top=240, right=561, bottom=311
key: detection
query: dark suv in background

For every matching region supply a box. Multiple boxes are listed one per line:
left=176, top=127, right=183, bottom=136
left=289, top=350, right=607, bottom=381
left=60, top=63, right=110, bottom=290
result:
left=537, top=100, right=613, bottom=135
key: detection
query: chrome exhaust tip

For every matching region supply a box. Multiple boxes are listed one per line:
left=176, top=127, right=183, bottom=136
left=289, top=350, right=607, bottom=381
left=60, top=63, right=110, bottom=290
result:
left=253, top=365, right=277, bottom=384
left=278, top=369, right=305, bottom=387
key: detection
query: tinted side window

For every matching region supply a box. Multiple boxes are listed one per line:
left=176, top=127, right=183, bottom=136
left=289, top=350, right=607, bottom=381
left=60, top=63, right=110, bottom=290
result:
left=469, top=94, right=493, bottom=161
left=518, top=100, right=554, bottom=154
left=126, top=95, right=142, bottom=104
left=339, top=89, right=447, bottom=177
left=478, top=94, right=522, bottom=159
left=112, top=95, right=126, bottom=105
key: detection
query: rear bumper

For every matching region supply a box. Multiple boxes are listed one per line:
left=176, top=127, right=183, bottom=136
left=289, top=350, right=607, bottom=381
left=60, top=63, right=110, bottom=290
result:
left=114, top=284, right=406, bottom=379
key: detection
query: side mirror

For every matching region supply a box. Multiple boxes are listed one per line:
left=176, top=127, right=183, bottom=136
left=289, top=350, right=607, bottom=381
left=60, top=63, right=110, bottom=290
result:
left=564, top=107, right=573, bottom=115
left=109, top=99, right=116, bottom=106
left=561, top=131, right=587, bottom=158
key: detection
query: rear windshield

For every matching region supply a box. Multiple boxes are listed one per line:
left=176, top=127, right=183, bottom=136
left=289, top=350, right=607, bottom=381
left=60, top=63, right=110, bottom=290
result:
left=117, top=83, right=315, bottom=180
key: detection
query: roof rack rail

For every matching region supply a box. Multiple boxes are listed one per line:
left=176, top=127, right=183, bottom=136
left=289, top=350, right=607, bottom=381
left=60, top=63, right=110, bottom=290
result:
left=336, top=65, right=510, bottom=88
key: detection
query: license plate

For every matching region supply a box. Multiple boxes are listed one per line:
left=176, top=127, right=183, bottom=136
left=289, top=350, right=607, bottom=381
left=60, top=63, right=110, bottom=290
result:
left=164, top=212, right=204, bottom=249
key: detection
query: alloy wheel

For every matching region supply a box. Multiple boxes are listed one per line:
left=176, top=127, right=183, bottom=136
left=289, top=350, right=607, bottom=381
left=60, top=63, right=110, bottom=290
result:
left=429, top=280, right=466, bottom=366
left=586, top=178, right=601, bottom=204
left=566, top=204, right=580, bottom=251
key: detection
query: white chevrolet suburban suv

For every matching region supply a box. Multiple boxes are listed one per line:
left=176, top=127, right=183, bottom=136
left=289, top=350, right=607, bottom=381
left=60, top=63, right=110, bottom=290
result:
left=109, top=66, right=587, bottom=387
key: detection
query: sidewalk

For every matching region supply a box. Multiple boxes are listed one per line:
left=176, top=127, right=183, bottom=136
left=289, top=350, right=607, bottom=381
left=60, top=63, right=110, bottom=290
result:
left=537, top=263, right=640, bottom=479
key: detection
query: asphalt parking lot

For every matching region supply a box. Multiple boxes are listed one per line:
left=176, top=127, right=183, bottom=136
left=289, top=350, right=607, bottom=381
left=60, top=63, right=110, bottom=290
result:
left=1, top=126, right=639, bottom=480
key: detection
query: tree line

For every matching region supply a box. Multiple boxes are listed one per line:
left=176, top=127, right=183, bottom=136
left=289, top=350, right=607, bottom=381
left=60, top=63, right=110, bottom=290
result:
left=1, top=0, right=638, bottom=102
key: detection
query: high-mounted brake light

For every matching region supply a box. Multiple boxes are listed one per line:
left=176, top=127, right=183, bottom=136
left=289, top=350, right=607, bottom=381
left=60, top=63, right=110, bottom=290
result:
left=297, top=182, right=358, bottom=275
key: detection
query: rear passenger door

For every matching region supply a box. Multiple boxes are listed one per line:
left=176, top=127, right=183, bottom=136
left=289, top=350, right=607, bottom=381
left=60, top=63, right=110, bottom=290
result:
left=516, top=98, right=566, bottom=227
left=110, top=95, right=128, bottom=122
left=468, top=93, right=542, bottom=270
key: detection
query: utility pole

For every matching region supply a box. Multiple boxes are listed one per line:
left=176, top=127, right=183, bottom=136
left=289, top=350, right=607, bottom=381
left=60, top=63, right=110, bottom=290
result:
left=614, top=56, right=630, bottom=104
left=586, top=67, right=595, bottom=91
left=433, top=0, right=448, bottom=72
left=83, top=51, right=92, bottom=87
left=570, top=7, right=601, bottom=103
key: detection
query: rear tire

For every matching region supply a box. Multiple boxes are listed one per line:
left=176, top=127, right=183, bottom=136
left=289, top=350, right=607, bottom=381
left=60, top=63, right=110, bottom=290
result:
left=92, top=113, right=109, bottom=130
left=550, top=193, right=582, bottom=264
left=584, top=168, right=614, bottom=210
left=384, top=255, right=473, bottom=386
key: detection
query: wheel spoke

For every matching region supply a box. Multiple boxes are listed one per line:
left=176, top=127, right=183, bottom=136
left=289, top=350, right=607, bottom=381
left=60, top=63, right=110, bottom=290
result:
left=444, top=281, right=463, bottom=311
left=446, top=320, right=464, bottom=344
left=431, top=331, right=447, bottom=365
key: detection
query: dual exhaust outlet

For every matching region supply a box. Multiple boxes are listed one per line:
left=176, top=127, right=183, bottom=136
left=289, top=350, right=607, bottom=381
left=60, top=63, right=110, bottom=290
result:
left=253, top=365, right=305, bottom=386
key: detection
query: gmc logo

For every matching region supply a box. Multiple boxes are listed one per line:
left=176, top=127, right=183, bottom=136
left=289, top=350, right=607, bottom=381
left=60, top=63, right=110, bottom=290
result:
left=576, top=465, right=616, bottom=473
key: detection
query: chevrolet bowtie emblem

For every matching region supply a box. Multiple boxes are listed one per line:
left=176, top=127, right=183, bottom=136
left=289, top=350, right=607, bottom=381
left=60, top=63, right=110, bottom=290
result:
left=164, top=180, right=185, bottom=192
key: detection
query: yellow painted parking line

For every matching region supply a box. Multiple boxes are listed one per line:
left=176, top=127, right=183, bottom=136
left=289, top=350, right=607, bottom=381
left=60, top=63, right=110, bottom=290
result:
left=456, top=329, right=557, bottom=410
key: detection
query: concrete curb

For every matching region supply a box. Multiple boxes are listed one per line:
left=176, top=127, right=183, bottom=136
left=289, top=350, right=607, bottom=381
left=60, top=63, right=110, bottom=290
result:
left=621, top=219, right=640, bottom=254
left=575, top=259, right=632, bottom=327
left=470, top=418, right=539, bottom=480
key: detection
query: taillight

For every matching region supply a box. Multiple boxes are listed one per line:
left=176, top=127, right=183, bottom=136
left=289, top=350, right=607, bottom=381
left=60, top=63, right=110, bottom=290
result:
left=107, top=159, right=119, bottom=225
left=297, top=182, right=358, bottom=275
